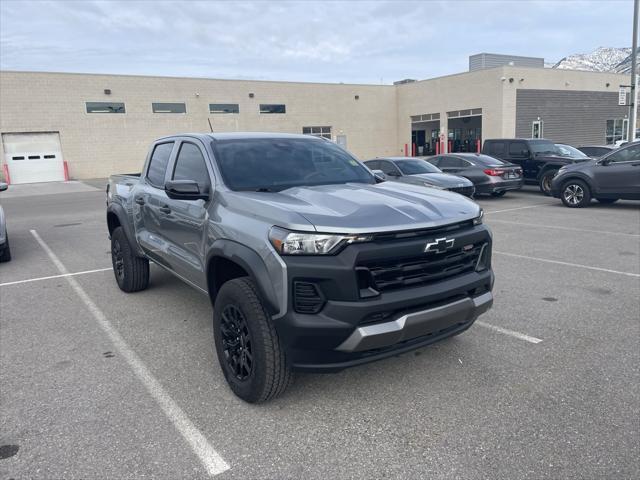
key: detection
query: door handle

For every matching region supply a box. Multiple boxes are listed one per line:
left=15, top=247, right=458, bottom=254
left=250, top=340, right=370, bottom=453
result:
left=135, top=197, right=145, bottom=205
left=159, top=205, right=171, bottom=214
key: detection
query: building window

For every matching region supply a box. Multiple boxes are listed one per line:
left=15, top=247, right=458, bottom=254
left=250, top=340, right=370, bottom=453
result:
left=86, top=102, right=125, bottom=113
left=606, top=118, right=629, bottom=144
left=209, top=103, right=239, bottom=114
left=531, top=120, right=543, bottom=139
left=302, top=126, right=332, bottom=139
left=259, top=104, right=286, bottom=114
left=152, top=102, right=186, bottom=113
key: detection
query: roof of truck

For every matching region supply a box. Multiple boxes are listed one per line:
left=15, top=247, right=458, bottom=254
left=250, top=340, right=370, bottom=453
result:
left=157, top=132, right=324, bottom=142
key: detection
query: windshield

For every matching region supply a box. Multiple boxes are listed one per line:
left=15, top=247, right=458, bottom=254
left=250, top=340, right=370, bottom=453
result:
left=529, top=140, right=561, bottom=155
left=213, top=138, right=374, bottom=191
left=395, top=159, right=442, bottom=175
left=555, top=144, right=588, bottom=159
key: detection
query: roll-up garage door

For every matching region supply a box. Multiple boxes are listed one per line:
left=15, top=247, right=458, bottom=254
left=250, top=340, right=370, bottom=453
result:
left=2, top=132, right=65, bottom=184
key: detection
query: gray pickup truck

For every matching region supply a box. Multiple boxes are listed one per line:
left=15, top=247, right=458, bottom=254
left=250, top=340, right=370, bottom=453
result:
left=106, top=133, right=494, bottom=403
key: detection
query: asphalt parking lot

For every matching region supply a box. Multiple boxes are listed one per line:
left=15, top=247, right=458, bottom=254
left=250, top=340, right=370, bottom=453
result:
left=1, top=182, right=638, bottom=479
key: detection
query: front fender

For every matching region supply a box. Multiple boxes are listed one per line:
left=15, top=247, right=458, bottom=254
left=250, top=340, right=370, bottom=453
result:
left=206, top=240, right=280, bottom=315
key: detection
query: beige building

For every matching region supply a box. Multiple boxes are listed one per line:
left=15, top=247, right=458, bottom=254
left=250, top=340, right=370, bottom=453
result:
left=0, top=65, right=633, bottom=183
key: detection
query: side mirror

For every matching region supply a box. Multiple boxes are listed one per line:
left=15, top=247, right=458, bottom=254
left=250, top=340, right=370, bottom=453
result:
left=165, top=180, right=209, bottom=201
left=0, top=182, right=8, bottom=192
left=372, top=169, right=387, bottom=182
left=599, top=158, right=611, bottom=166
left=522, top=149, right=531, bottom=157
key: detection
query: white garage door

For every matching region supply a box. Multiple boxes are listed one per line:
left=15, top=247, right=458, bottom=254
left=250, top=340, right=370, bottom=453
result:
left=2, top=132, right=65, bottom=184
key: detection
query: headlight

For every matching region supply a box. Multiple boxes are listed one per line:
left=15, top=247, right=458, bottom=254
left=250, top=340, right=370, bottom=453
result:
left=473, top=209, right=484, bottom=225
left=269, top=227, right=372, bottom=255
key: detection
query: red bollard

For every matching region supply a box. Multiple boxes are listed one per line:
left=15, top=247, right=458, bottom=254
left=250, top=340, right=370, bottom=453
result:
left=448, top=140, right=452, bottom=153
left=435, top=141, right=440, bottom=155
left=2, top=163, right=10, bottom=185
left=412, top=143, right=416, bottom=156
left=476, top=139, right=481, bottom=153
left=404, top=143, right=408, bottom=156
left=63, top=161, right=69, bottom=181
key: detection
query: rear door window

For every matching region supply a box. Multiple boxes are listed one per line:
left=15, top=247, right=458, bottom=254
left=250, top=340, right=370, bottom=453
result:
left=438, top=156, right=464, bottom=168
left=172, top=142, right=211, bottom=190
left=509, top=141, right=528, bottom=157
left=489, top=141, right=506, bottom=156
left=146, top=142, right=174, bottom=187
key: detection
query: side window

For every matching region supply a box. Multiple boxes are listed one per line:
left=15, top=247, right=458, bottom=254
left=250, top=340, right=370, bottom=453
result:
left=509, top=142, right=527, bottom=157
left=172, top=143, right=211, bottom=189
left=606, top=144, right=640, bottom=163
left=490, top=142, right=506, bottom=156
left=146, top=142, right=174, bottom=187
left=429, top=156, right=441, bottom=166
left=438, top=156, right=462, bottom=168
left=379, top=161, right=401, bottom=176
left=364, top=160, right=379, bottom=170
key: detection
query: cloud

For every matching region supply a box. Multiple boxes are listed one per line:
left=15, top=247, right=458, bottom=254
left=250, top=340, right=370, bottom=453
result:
left=0, top=0, right=633, bottom=83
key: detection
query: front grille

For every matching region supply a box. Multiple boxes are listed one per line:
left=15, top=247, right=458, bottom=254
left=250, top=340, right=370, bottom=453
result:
left=293, top=281, right=325, bottom=314
left=449, top=185, right=475, bottom=197
left=358, top=243, right=484, bottom=293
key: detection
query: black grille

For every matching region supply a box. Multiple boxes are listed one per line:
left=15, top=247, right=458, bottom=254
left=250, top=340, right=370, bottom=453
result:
left=448, top=186, right=475, bottom=197
left=359, top=243, right=484, bottom=293
left=293, top=281, right=325, bottom=314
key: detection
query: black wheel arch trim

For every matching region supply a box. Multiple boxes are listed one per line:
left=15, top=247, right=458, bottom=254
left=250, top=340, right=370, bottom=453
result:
left=557, top=173, right=595, bottom=193
left=206, top=239, right=280, bottom=315
left=106, top=204, right=145, bottom=256
left=536, top=162, right=566, bottom=181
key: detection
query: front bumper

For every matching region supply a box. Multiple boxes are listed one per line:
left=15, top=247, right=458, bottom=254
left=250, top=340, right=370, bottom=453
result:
left=336, top=291, right=492, bottom=352
left=271, top=224, right=494, bottom=371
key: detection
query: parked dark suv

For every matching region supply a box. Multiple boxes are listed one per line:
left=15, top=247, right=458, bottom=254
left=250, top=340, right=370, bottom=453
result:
left=482, top=138, right=588, bottom=195
left=551, top=141, right=640, bottom=207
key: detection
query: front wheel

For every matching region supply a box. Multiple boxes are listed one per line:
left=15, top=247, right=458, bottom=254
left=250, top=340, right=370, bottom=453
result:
left=491, top=191, right=507, bottom=198
left=596, top=198, right=618, bottom=204
left=213, top=277, right=292, bottom=403
left=560, top=179, right=591, bottom=208
left=0, top=234, right=11, bottom=262
left=111, top=226, right=149, bottom=292
left=539, top=170, right=558, bottom=196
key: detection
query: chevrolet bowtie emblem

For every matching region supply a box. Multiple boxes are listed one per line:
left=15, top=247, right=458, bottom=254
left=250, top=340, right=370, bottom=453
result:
left=424, top=237, right=455, bottom=254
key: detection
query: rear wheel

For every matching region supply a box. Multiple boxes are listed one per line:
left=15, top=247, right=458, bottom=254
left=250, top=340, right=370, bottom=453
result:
left=111, top=226, right=149, bottom=292
left=491, top=191, right=507, bottom=198
left=560, top=179, right=591, bottom=208
left=213, top=277, right=291, bottom=403
left=0, top=234, right=11, bottom=262
left=539, top=170, right=558, bottom=196
left=596, top=198, right=618, bottom=204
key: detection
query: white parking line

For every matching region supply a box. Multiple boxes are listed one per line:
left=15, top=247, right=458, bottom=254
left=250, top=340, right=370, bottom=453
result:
left=494, top=251, right=640, bottom=278
left=30, top=230, right=230, bottom=477
left=488, top=219, right=640, bottom=238
left=476, top=321, right=543, bottom=344
left=0, top=267, right=112, bottom=287
left=485, top=203, right=555, bottom=214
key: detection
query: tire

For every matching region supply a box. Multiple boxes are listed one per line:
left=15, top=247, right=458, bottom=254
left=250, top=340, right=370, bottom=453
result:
left=596, top=198, right=618, bottom=204
left=560, top=179, right=591, bottom=208
left=111, top=226, right=149, bottom=292
left=0, top=234, right=11, bottom=263
left=539, top=170, right=558, bottom=196
left=213, top=277, right=292, bottom=403
left=491, top=191, right=507, bottom=198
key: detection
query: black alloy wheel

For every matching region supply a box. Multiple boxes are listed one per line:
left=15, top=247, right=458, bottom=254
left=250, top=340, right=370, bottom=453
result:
left=220, top=304, right=253, bottom=381
left=112, top=238, right=125, bottom=282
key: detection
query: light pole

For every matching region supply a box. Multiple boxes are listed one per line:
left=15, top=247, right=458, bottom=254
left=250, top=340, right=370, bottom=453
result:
left=629, top=0, right=638, bottom=142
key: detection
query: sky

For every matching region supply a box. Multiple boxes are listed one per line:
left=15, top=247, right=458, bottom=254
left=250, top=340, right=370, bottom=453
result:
left=0, top=0, right=634, bottom=84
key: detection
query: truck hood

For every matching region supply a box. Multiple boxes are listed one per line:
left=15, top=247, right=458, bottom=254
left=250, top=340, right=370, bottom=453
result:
left=226, top=182, right=480, bottom=234
left=406, top=173, right=473, bottom=188
left=535, top=153, right=589, bottom=163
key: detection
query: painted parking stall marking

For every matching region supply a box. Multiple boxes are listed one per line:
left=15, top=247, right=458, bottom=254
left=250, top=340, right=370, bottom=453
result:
left=29, top=229, right=230, bottom=477
left=494, top=250, right=640, bottom=278
left=0, top=267, right=112, bottom=287
left=476, top=321, right=543, bottom=344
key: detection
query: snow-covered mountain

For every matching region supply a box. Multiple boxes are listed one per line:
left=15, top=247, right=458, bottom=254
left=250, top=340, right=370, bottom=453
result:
left=613, top=48, right=639, bottom=74
left=552, top=47, right=635, bottom=73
